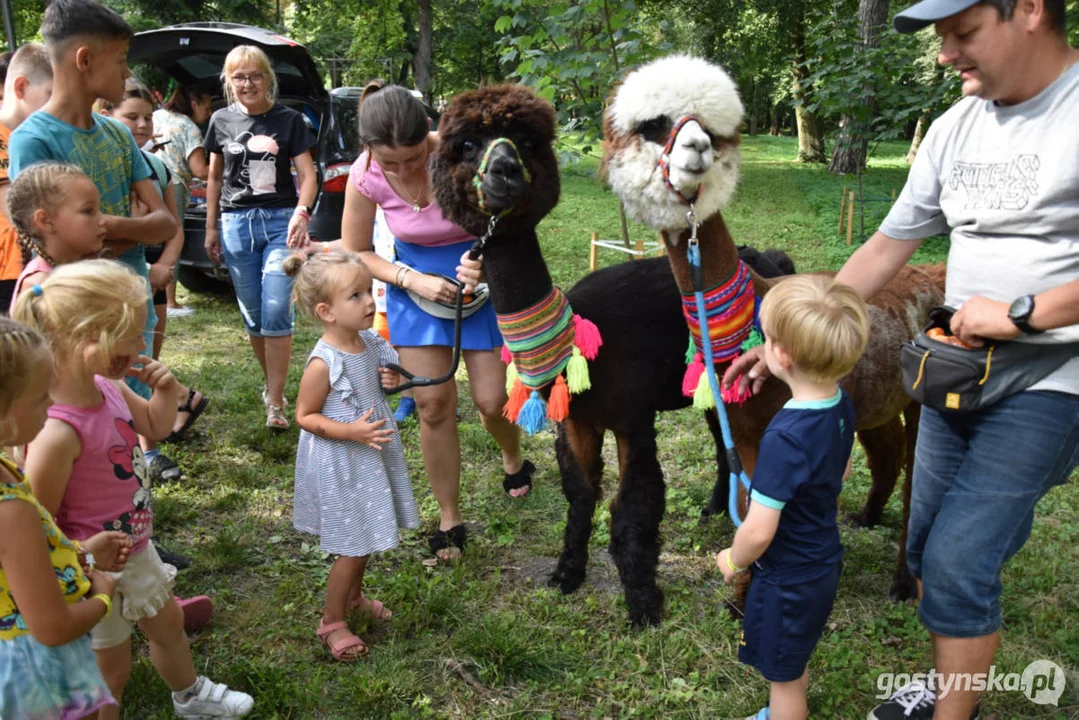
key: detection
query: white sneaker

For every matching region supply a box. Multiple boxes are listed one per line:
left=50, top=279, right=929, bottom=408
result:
left=173, top=676, right=254, bottom=718
left=167, top=306, right=196, bottom=318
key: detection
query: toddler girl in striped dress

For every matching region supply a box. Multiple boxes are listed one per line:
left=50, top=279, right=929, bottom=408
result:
left=284, top=250, right=419, bottom=662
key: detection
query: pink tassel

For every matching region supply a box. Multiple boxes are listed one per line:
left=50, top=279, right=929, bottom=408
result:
left=720, top=373, right=754, bottom=405
left=573, top=314, right=603, bottom=360
left=682, top=353, right=705, bottom=397
left=500, top=344, right=513, bottom=365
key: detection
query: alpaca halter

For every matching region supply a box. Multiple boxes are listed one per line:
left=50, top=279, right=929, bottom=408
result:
left=659, top=115, right=704, bottom=206
left=681, top=206, right=754, bottom=527
left=472, top=137, right=532, bottom=217
left=498, top=286, right=603, bottom=436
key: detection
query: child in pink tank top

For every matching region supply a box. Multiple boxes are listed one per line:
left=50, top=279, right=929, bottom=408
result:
left=13, top=259, right=254, bottom=719
left=48, top=375, right=153, bottom=552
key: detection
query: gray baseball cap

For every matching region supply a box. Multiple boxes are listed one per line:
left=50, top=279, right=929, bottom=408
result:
left=893, top=0, right=981, bottom=33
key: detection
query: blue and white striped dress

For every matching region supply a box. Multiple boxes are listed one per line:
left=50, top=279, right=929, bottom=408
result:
left=293, top=333, right=419, bottom=556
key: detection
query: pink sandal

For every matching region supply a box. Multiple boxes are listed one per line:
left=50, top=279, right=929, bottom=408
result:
left=348, top=594, right=392, bottom=619
left=316, top=620, right=367, bottom=662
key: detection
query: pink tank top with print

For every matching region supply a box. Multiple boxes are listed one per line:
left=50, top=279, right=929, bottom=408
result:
left=9, top=255, right=53, bottom=314
left=349, top=152, right=474, bottom=248
left=46, top=375, right=153, bottom=553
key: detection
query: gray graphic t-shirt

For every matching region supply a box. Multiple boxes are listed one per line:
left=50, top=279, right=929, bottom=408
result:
left=881, top=62, right=1079, bottom=395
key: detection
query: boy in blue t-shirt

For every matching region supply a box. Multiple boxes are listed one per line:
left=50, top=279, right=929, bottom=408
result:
left=8, top=0, right=175, bottom=263
left=717, top=275, right=869, bottom=720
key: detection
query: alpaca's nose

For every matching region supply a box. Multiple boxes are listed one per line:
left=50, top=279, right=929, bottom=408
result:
left=481, top=142, right=527, bottom=211
left=679, top=133, right=711, bottom=154
left=487, top=149, right=524, bottom=183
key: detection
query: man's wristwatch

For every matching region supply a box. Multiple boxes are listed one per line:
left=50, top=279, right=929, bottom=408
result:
left=295, top=204, right=313, bottom=215
left=1008, top=294, right=1043, bottom=335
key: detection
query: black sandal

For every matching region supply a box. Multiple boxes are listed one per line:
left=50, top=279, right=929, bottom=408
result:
left=164, top=388, right=209, bottom=444
left=503, top=460, right=536, bottom=497
left=428, top=524, right=467, bottom=561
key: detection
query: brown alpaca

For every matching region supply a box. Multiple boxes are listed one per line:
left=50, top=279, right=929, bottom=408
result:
left=602, top=55, right=945, bottom=620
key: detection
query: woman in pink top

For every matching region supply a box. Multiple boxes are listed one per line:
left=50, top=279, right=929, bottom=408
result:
left=341, top=82, right=535, bottom=563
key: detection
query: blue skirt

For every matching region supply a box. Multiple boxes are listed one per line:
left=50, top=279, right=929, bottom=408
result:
left=388, top=239, right=503, bottom=351
left=0, top=633, right=115, bottom=719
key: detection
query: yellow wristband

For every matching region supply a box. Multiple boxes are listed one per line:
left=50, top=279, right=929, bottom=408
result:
left=91, top=593, right=112, bottom=616
left=725, top=551, right=745, bottom=574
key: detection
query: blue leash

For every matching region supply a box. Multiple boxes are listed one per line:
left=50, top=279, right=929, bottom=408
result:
left=686, top=210, right=752, bottom=526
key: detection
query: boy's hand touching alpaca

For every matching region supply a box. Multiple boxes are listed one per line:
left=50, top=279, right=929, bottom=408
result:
left=379, top=367, right=400, bottom=391
left=351, top=408, right=395, bottom=450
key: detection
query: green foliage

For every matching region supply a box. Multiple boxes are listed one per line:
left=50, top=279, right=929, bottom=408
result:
left=288, top=0, right=408, bottom=87
left=803, top=1, right=961, bottom=155
left=493, top=0, right=671, bottom=161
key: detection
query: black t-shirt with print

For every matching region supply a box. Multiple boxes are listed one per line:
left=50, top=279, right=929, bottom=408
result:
left=204, top=103, right=316, bottom=210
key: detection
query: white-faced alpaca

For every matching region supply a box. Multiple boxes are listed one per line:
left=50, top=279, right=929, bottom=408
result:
left=604, top=55, right=945, bottom=618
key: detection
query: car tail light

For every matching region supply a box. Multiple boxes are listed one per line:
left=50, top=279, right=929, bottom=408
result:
left=321, top=163, right=352, bottom=194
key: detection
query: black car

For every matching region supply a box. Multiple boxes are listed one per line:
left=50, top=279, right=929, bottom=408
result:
left=130, top=23, right=362, bottom=291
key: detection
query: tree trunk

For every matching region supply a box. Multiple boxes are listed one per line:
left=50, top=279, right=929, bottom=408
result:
left=791, top=9, right=825, bottom=163
left=414, top=0, right=432, bottom=102
left=828, top=0, right=890, bottom=175
left=748, top=81, right=760, bottom=135
left=770, top=102, right=781, bottom=135
left=905, top=109, right=930, bottom=163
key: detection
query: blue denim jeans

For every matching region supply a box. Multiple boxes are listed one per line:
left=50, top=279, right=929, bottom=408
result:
left=220, top=207, right=295, bottom=337
left=908, top=390, right=1079, bottom=638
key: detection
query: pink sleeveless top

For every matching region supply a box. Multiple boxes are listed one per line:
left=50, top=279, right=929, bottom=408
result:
left=9, top=255, right=53, bottom=314
left=350, top=152, right=474, bottom=248
left=47, top=376, right=153, bottom=554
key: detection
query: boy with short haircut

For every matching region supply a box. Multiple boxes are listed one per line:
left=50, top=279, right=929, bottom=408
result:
left=0, top=42, right=53, bottom=311
left=717, top=275, right=869, bottom=720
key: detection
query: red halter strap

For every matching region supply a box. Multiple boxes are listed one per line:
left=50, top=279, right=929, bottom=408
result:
left=658, top=115, right=703, bottom=206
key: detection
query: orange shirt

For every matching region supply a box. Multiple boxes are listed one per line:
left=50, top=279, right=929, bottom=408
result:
left=0, top=123, right=20, bottom=281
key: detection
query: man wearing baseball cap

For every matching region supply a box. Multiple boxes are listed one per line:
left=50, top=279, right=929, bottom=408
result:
left=723, top=2, right=1077, bottom=718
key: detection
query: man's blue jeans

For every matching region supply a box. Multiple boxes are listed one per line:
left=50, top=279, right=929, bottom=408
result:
left=908, top=390, right=1079, bottom=638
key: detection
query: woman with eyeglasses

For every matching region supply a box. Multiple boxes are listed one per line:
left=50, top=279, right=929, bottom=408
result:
left=204, top=45, right=317, bottom=430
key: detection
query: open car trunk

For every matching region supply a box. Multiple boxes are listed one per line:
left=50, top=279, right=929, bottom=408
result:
left=129, top=22, right=327, bottom=105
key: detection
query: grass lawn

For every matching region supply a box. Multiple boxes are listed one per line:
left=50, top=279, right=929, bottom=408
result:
left=130, top=135, right=1077, bottom=719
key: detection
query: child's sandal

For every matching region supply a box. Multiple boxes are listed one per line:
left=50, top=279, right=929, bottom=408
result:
left=503, top=460, right=536, bottom=498
left=317, top=620, right=367, bottom=662
left=348, top=594, right=392, bottom=619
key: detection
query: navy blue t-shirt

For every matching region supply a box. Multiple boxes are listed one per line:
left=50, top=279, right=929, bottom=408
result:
left=749, top=389, right=855, bottom=577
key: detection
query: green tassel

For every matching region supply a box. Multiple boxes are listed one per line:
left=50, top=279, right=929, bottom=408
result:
left=566, top=347, right=591, bottom=393
left=692, top=371, right=715, bottom=410
left=685, top=334, right=696, bottom=365
left=741, top=328, right=763, bottom=351
left=505, top=361, right=519, bottom=395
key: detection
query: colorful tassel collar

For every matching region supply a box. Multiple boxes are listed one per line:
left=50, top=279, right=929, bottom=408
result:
left=498, top=286, right=603, bottom=435
left=681, top=259, right=761, bottom=409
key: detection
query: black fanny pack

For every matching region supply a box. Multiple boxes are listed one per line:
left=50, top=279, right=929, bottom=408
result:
left=900, top=306, right=1078, bottom=413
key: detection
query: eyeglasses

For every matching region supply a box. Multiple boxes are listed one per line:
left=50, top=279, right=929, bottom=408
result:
left=230, top=72, right=265, bottom=86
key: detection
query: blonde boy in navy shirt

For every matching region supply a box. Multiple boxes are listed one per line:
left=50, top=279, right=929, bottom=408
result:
left=717, top=275, right=869, bottom=720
